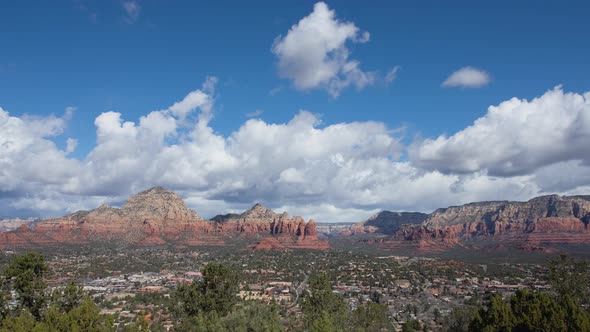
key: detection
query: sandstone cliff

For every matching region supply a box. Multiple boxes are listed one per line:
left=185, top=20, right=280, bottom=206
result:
left=0, top=188, right=328, bottom=250
left=397, top=195, right=590, bottom=251
left=0, top=187, right=217, bottom=247
left=211, top=203, right=328, bottom=249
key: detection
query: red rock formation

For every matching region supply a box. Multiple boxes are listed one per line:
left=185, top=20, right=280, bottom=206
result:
left=0, top=187, right=215, bottom=248
left=212, top=204, right=329, bottom=250
left=248, top=237, right=286, bottom=251
left=0, top=188, right=328, bottom=250
left=391, top=195, right=590, bottom=252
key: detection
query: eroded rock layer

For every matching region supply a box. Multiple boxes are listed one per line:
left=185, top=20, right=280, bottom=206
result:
left=396, top=195, right=590, bottom=251
left=0, top=187, right=327, bottom=249
left=211, top=204, right=328, bottom=250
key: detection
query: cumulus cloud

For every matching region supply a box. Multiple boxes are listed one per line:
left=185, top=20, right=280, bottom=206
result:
left=166, top=76, right=217, bottom=124
left=272, top=2, right=375, bottom=97
left=410, top=86, right=590, bottom=176
left=442, top=66, right=490, bottom=88
left=0, top=107, right=81, bottom=213
left=1, top=81, right=590, bottom=222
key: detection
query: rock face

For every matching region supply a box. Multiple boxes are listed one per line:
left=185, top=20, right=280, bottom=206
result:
left=211, top=204, right=328, bottom=250
left=342, top=211, right=428, bottom=236
left=396, top=195, right=590, bottom=251
left=0, top=187, right=217, bottom=248
left=0, top=188, right=328, bottom=250
left=247, top=237, right=285, bottom=251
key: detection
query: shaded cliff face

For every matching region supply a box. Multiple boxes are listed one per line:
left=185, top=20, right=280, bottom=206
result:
left=399, top=195, right=590, bottom=251
left=340, top=211, right=427, bottom=236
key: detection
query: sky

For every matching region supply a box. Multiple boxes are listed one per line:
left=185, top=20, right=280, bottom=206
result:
left=1, top=0, right=589, bottom=222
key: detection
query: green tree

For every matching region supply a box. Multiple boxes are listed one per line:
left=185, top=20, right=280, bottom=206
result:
left=351, top=301, right=391, bottom=331
left=310, top=311, right=336, bottom=332
left=510, top=289, right=567, bottom=331
left=548, top=255, right=590, bottom=306
left=42, top=296, right=115, bottom=332
left=51, top=281, right=85, bottom=313
left=465, top=290, right=590, bottom=332
left=124, top=315, right=150, bottom=332
left=402, top=319, right=421, bottom=332
left=0, top=310, right=38, bottom=332
left=5, top=252, right=48, bottom=319
left=302, top=272, right=349, bottom=331
left=443, top=306, right=478, bottom=332
left=1, top=252, right=115, bottom=331
left=174, top=263, right=239, bottom=318
left=220, top=302, right=283, bottom=332
left=175, top=311, right=223, bottom=332
left=562, top=295, right=590, bottom=331
left=469, top=295, right=515, bottom=332
left=0, top=277, right=10, bottom=322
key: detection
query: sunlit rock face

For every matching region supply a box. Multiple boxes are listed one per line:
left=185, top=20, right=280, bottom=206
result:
left=0, top=187, right=215, bottom=247
left=0, top=188, right=328, bottom=250
left=396, top=195, right=590, bottom=252
left=211, top=204, right=328, bottom=249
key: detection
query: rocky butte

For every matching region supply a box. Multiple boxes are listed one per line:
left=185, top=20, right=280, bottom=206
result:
left=0, top=187, right=328, bottom=250
left=211, top=203, right=328, bottom=250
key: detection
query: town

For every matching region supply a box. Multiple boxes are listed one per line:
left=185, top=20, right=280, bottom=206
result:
left=1, top=245, right=554, bottom=331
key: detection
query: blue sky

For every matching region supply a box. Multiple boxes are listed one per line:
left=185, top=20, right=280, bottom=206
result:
left=1, top=1, right=589, bottom=221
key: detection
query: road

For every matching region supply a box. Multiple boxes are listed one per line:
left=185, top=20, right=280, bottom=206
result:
left=288, top=273, right=309, bottom=309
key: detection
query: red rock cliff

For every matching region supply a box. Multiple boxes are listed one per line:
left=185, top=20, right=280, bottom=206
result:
left=396, top=195, right=590, bottom=250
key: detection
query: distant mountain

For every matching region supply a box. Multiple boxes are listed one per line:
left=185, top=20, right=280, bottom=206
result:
left=364, top=211, right=428, bottom=235
left=2, top=188, right=590, bottom=253
left=340, top=211, right=428, bottom=236
left=0, top=218, right=41, bottom=232
left=0, top=187, right=327, bottom=250
left=211, top=203, right=285, bottom=224
left=315, top=222, right=355, bottom=236
left=4, top=186, right=214, bottom=246
left=396, top=195, right=590, bottom=252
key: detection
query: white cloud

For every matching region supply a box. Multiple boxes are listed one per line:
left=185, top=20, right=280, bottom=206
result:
left=65, top=138, right=78, bottom=155
left=0, top=107, right=81, bottom=210
left=278, top=168, right=305, bottom=184
left=272, top=2, right=375, bottom=97
left=442, top=66, right=490, bottom=88
left=246, top=109, right=264, bottom=118
left=269, top=87, right=282, bottom=96
left=1, top=82, right=590, bottom=222
left=410, top=86, right=590, bottom=176
left=385, top=66, right=400, bottom=84
left=122, top=1, right=140, bottom=24
left=276, top=203, right=381, bottom=223
left=166, top=76, right=216, bottom=123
